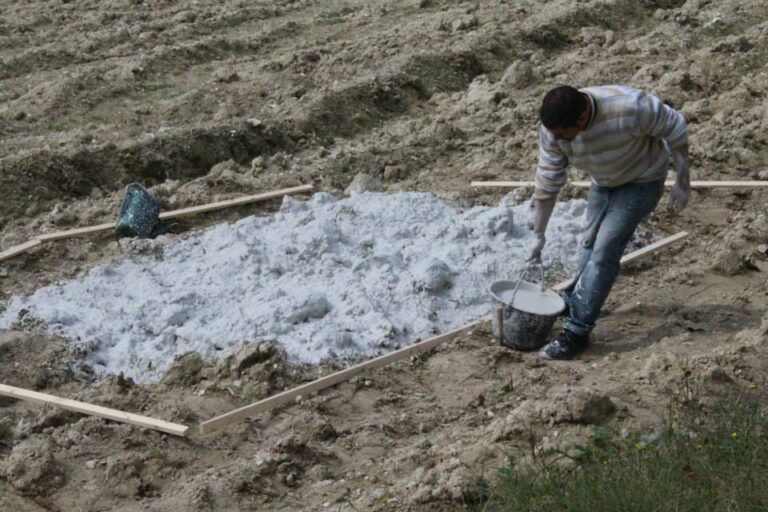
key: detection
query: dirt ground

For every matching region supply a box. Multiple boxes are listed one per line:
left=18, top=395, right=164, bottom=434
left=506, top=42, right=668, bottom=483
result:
left=1, top=0, right=768, bottom=510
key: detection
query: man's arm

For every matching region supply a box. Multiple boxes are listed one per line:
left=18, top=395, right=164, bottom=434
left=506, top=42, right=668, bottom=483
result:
left=636, top=92, right=691, bottom=213
left=530, top=126, right=568, bottom=261
left=669, top=144, right=690, bottom=213
left=529, top=196, right=556, bottom=261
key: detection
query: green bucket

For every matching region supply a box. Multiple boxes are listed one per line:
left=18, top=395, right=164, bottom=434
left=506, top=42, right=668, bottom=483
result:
left=115, top=183, right=162, bottom=238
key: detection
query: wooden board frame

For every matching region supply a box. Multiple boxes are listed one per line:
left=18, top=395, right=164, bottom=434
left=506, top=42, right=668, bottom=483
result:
left=471, top=180, right=768, bottom=189
left=199, top=231, right=688, bottom=434
left=35, top=184, right=314, bottom=242
left=0, top=184, right=314, bottom=261
left=0, top=383, right=188, bottom=436
left=0, top=240, right=42, bottom=262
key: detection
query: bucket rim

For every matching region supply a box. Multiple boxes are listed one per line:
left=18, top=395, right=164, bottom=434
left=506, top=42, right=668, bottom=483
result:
left=489, top=279, right=565, bottom=317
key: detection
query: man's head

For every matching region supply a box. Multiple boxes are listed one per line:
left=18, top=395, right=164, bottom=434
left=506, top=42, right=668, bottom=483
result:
left=539, top=86, right=591, bottom=141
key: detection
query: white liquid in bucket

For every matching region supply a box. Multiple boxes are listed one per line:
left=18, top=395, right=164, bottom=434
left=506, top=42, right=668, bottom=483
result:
left=490, top=281, right=565, bottom=316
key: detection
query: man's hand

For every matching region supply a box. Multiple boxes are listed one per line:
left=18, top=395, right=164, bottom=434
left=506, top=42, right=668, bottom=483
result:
left=668, top=182, right=690, bottom=213
left=668, top=146, right=690, bottom=214
left=529, top=196, right=556, bottom=262
left=528, top=233, right=545, bottom=262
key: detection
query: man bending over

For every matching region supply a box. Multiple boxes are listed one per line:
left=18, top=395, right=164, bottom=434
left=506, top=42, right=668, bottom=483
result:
left=530, top=85, right=690, bottom=360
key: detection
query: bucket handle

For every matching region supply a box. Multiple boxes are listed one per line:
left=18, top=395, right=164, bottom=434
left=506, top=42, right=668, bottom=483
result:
left=509, top=261, right=547, bottom=307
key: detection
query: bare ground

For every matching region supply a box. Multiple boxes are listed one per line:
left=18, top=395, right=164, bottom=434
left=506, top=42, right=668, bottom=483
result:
left=1, top=0, right=768, bottom=510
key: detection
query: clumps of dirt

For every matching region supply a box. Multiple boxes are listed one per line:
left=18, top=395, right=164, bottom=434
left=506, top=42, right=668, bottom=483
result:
left=0, top=330, right=72, bottom=391
left=159, top=352, right=205, bottom=389
left=156, top=340, right=308, bottom=409
left=711, top=212, right=768, bottom=275
left=173, top=432, right=341, bottom=509
left=490, top=391, right=616, bottom=442
left=345, top=172, right=385, bottom=194
left=151, top=159, right=257, bottom=210
left=0, top=438, right=65, bottom=495
left=210, top=339, right=283, bottom=380
left=82, top=373, right=155, bottom=414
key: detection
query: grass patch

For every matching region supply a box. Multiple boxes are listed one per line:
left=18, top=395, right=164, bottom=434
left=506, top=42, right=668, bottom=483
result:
left=147, top=447, right=167, bottom=461
left=475, top=391, right=768, bottom=511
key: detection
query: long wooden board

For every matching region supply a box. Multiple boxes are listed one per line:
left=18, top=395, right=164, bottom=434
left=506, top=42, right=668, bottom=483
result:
left=159, top=184, right=314, bottom=220
left=0, top=240, right=42, bottom=262
left=198, top=320, right=485, bottom=434
left=32, top=184, right=314, bottom=243
left=471, top=180, right=768, bottom=189
left=199, top=231, right=688, bottom=434
left=0, top=383, right=189, bottom=437
left=36, top=222, right=117, bottom=242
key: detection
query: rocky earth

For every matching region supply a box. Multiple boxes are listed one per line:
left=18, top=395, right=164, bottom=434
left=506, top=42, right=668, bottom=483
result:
left=1, top=0, right=768, bottom=510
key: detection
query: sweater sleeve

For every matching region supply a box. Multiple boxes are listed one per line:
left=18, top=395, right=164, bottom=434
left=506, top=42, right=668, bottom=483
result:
left=636, top=92, right=688, bottom=150
left=533, top=125, right=568, bottom=200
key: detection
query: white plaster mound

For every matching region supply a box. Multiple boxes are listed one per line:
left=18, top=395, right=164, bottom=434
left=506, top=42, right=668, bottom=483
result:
left=0, top=192, right=590, bottom=382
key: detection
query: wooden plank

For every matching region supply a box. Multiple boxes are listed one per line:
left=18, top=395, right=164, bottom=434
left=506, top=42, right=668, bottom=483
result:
left=32, top=185, right=314, bottom=244
left=0, top=239, right=42, bottom=262
left=199, top=319, right=485, bottom=434
left=551, top=231, right=688, bottom=291
left=688, top=181, right=768, bottom=188
left=471, top=181, right=768, bottom=189
left=199, top=230, right=689, bottom=434
left=159, top=184, right=314, bottom=220
left=36, top=222, right=117, bottom=242
left=0, top=383, right=189, bottom=437
left=620, top=231, right=688, bottom=265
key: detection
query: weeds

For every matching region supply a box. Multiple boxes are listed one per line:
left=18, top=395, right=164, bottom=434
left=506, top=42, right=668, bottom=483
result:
left=474, top=386, right=768, bottom=511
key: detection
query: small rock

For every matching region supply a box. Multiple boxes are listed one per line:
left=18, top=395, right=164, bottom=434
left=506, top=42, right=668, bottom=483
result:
left=228, top=340, right=276, bottom=376
left=313, top=422, right=339, bottom=442
left=345, top=173, right=384, bottom=195
left=247, top=118, right=263, bottom=128
left=383, top=164, right=407, bottom=181
left=85, top=460, right=98, bottom=470
left=707, top=367, right=734, bottom=383
left=0, top=267, right=8, bottom=278
left=451, top=15, right=478, bottom=31
left=214, top=69, right=240, bottom=83
left=209, top=159, right=246, bottom=177
left=159, top=351, right=204, bottom=387
left=251, top=156, right=265, bottom=173
left=50, top=203, right=77, bottom=227
left=307, top=464, right=333, bottom=480
left=495, top=122, right=513, bottom=136
left=565, top=392, right=616, bottom=425
left=500, top=60, right=535, bottom=89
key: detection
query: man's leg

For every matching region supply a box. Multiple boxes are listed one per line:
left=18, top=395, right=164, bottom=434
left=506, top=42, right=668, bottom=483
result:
left=561, top=184, right=611, bottom=312
left=542, top=179, right=665, bottom=359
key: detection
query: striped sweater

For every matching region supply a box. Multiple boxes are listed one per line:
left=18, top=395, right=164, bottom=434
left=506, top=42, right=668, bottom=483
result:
left=534, top=85, right=688, bottom=200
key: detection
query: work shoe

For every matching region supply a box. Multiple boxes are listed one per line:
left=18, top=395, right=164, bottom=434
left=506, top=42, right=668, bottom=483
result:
left=539, top=329, right=589, bottom=360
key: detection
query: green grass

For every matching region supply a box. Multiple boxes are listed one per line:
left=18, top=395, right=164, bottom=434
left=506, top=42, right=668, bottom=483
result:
left=473, top=391, right=768, bottom=512
left=147, top=447, right=167, bottom=461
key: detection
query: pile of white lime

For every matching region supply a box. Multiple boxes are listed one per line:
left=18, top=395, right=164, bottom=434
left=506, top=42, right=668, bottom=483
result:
left=0, top=192, right=590, bottom=382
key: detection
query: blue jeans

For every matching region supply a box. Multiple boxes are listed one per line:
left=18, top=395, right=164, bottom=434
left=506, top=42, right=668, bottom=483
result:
left=562, top=179, right=665, bottom=335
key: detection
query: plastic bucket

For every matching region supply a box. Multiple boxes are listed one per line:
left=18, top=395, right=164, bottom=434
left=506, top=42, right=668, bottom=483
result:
left=115, top=183, right=161, bottom=238
left=489, top=274, right=565, bottom=351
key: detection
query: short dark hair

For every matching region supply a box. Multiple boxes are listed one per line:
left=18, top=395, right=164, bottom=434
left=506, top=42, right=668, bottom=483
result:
left=539, top=86, right=587, bottom=129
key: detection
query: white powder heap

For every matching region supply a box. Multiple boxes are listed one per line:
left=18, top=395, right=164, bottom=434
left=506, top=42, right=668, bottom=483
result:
left=0, top=192, right=589, bottom=382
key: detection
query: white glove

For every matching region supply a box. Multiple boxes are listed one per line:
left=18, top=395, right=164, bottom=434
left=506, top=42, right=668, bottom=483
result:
left=668, top=150, right=691, bottom=214
left=668, top=182, right=690, bottom=213
left=528, top=233, right=545, bottom=262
